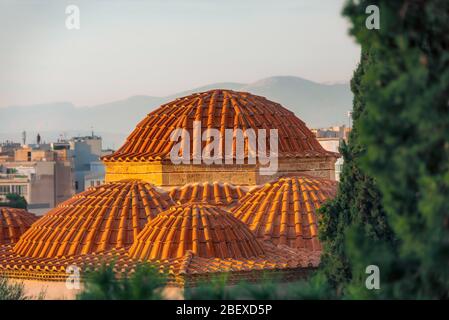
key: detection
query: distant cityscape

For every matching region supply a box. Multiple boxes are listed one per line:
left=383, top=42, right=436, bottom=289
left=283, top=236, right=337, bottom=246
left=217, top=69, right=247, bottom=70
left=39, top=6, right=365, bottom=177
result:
left=0, top=125, right=350, bottom=215
left=312, top=124, right=351, bottom=181
left=0, top=132, right=113, bottom=215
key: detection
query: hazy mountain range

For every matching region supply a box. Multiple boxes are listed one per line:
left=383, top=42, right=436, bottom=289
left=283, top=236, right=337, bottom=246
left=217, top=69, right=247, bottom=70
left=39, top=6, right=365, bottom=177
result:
left=0, top=76, right=353, bottom=149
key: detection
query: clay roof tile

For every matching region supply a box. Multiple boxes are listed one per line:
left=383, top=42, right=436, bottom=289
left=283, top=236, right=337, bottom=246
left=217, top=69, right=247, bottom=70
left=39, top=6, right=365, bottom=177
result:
left=231, top=175, right=337, bottom=251
left=12, top=180, right=175, bottom=258
left=128, top=203, right=265, bottom=261
left=0, top=208, right=39, bottom=244
left=102, top=90, right=335, bottom=162
left=169, top=182, right=247, bottom=207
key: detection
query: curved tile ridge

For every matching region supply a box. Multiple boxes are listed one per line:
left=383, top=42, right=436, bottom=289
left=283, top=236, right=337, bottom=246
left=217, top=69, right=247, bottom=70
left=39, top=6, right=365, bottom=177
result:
left=13, top=180, right=175, bottom=258
left=128, top=203, right=266, bottom=261
left=169, top=181, right=247, bottom=207
left=231, top=175, right=337, bottom=251
left=102, top=89, right=334, bottom=162
left=0, top=207, right=39, bottom=244
left=0, top=244, right=135, bottom=281
left=0, top=241, right=320, bottom=282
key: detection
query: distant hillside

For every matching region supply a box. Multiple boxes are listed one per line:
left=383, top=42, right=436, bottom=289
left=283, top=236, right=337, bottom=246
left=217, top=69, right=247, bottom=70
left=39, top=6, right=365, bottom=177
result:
left=241, top=76, right=352, bottom=127
left=165, top=82, right=245, bottom=100
left=0, top=76, right=352, bottom=148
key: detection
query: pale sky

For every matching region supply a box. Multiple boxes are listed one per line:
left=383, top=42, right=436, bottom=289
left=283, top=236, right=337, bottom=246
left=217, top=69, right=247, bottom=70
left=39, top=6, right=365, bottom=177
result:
left=0, top=0, right=360, bottom=108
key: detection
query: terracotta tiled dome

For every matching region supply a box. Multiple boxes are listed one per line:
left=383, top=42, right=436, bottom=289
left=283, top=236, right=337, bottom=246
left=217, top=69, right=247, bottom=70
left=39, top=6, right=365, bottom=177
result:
left=0, top=242, right=320, bottom=282
left=13, top=180, right=175, bottom=258
left=128, top=203, right=265, bottom=260
left=102, top=89, right=332, bottom=162
left=231, top=175, right=337, bottom=250
left=169, top=182, right=247, bottom=207
left=0, top=207, right=39, bottom=244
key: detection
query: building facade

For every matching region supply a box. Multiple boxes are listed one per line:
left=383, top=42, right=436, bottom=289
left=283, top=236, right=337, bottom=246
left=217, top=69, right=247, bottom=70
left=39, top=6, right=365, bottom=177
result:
left=69, top=135, right=103, bottom=192
left=0, top=143, right=74, bottom=215
left=316, top=137, right=344, bottom=181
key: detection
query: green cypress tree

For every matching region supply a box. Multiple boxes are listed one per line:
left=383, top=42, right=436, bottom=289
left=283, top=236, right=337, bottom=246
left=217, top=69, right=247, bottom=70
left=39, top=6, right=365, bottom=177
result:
left=341, top=0, right=449, bottom=299
left=318, top=49, right=395, bottom=297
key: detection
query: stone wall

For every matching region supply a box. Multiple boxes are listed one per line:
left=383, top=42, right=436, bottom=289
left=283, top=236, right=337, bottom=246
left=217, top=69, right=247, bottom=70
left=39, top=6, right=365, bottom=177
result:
left=275, top=156, right=337, bottom=180
left=105, top=155, right=337, bottom=187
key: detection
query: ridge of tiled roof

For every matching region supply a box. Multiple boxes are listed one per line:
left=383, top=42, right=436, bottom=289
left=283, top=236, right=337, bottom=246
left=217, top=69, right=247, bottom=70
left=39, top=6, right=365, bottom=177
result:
left=231, top=175, right=337, bottom=251
left=13, top=180, right=175, bottom=258
left=175, top=242, right=321, bottom=276
left=169, top=181, right=247, bottom=207
left=0, top=207, right=39, bottom=244
left=0, top=240, right=320, bottom=284
left=128, top=203, right=266, bottom=261
left=102, top=89, right=334, bottom=162
left=0, top=244, right=135, bottom=281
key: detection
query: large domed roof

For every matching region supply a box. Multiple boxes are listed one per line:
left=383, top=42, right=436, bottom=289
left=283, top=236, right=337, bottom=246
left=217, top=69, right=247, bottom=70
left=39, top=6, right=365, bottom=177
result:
left=102, top=90, right=332, bottom=162
left=128, top=203, right=265, bottom=260
left=231, top=175, right=337, bottom=250
left=0, top=207, right=39, bottom=244
left=13, top=180, right=175, bottom=258
left=169, top=181, right=247, bottom=207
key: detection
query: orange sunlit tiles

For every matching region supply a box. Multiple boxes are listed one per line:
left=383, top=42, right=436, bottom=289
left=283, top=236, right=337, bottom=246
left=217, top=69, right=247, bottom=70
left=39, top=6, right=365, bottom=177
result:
left=0, top=241, right=321, bottom=284
left=0, top=175, right=337, bottom=283
left=0, top=244, right=135, bottom=281
left=12, top=180, right=175, bottom=258
left=231, top=175, right=337, bottom=251
left=0, top=207, right=39, bottom=244
left=128, top=203, right=266, bottom=261
left=169, top=182, right=247, bottom=207
left=102, top=90, right=335, bottom=162
left=0, top=88, right=343, bottom=284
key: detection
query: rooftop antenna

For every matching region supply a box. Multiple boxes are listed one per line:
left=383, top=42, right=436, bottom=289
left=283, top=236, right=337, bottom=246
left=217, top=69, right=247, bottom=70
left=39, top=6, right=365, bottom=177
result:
left=22, top=131, right=26, bottom=146
left=37, top=133, right=41, bottom=146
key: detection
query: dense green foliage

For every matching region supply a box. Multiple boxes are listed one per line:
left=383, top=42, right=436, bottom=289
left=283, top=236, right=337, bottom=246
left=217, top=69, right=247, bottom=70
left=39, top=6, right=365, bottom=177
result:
left=77, top=269, right=333, bottom=300
left=314, top=0, right=449, bottom=299
left=342, top=0, right=449, bottom=299
left=0, top=193, right=28, bottom=209
left=0, top=277, right=28, bottom=300
left=318, top=50, right=396, bottom=297
left=77, top=264, right=167, bottom=300
left=179, top=273, right=332, bottom=300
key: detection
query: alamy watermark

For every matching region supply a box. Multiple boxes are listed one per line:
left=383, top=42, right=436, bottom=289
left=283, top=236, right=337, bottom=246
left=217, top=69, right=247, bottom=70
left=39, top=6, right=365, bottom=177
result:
left=66, top=264, right=81, bottom=290
left=169, top=121, right=279, bottom=175
left=365, top=265, right=380, bottom=290
left=65, top=5, right=80, bottom=30
left=365, top=5, right=380, bottom=30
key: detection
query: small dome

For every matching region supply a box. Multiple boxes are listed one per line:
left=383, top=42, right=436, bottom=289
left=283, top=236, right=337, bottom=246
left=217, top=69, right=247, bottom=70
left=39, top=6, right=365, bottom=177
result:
left=169, top=181, right=247, bottom=206
left=102, top=89, right=332, bottom=162
left=13, top=180, right=175, bottom=258
left=231, top=175, right=337, bottom=250
left=0, top=207, right=39, bottom=244
left=128, top=203, right=265, bottom=260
